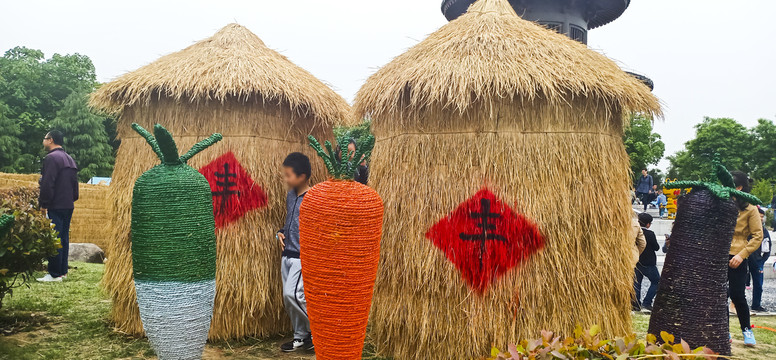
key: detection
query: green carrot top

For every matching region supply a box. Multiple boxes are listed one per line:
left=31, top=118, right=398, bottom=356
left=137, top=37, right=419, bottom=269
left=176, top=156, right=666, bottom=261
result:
left=308, top=133, right=375, bottom=180
left=131, top=123, right=223, bottom=165
left=664, top=158, right=761, bottom=205
left=0, top=214, right=13, bottom=238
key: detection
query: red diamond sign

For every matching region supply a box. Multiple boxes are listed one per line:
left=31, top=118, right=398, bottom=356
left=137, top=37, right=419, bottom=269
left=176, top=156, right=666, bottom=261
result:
left=425, top=188, right=543, bottom=293
left=199, top=152, right=267, bottom=229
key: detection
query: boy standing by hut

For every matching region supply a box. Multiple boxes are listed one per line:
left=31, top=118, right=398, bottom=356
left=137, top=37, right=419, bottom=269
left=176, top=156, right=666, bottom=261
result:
left=277, top=152, right=314, bottom=352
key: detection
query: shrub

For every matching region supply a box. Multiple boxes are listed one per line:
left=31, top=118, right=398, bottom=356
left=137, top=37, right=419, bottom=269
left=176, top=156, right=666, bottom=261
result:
left=751, top=179, right=774, bottom=206
left=0, top=186, right=60, bottom=309
left=487, top=326, right=718, bottom=360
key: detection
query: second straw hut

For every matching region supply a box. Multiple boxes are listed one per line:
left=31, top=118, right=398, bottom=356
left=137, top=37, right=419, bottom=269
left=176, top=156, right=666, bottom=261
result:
left=353, top=0, right=661, bottom=359
left=90, top=24, right=349, bottom=339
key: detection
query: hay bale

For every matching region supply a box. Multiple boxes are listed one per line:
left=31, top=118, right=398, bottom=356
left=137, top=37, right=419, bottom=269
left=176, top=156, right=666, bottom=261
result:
left=90, top=24, right=350, bottom=339
left=0, top=172, right=110, bottom=249
left=352, top=0, right=661, bottom=359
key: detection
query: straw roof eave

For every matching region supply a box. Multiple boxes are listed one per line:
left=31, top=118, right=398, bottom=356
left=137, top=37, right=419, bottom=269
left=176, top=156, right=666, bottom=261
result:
left=90, top=24, right=350, bottom=126
left=353, top=0, right=661, bottom=121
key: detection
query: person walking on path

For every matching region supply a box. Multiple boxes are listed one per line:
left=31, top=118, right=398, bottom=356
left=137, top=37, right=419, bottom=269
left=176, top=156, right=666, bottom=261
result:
left=633, top=213, right=660, bottom=312
left=36, top=130, right=79, bottom=282
left=277, top=152, right=314, bottom=352
left=656, top=190, right=667, bottom=218
left=635, top=169, right=653, bottom=212
left=748, top=207, right=771, bottom=312
left=728, top=171, right=763, bottom=347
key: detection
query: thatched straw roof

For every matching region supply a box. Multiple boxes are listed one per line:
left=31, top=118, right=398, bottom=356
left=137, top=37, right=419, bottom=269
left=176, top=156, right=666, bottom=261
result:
left=354, top=0, right=661, bottom=119
left=91, top=24, right=349, bottom=125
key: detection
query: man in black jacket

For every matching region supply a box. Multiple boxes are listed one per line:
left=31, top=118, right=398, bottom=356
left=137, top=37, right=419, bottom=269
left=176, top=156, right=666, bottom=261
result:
left=36, top=130, right=79, bottom=282
left=633, top=212, right=661, bottom=311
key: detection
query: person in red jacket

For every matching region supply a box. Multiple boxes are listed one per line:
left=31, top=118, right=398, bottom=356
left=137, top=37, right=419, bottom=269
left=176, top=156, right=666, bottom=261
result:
left=36, top=130, right=79, bottom=282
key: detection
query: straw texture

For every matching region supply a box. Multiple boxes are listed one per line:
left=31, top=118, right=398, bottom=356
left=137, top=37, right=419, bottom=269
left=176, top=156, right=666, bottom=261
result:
left=354, top=0, right=660, bottom=121
left=135, top=279, right=216, bottom=360
left=299, top=180, right=384, bottom=360
left=91, top=24, right=348, bottom=126
left=91, top=24, right=348, bottom=339
left=0, top=214, right=13, bottom=237
left=129, top=124, right=220, bottom=360
left=353, top=1, right=661, bottom=359
left=648, top=190, right=737, bottom=355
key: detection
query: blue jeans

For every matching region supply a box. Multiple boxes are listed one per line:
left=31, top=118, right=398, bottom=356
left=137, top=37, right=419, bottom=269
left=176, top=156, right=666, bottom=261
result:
left=748, top=252, right=770, bottom=309
left=47, top=208, right=73, bottom=277
left=634, top=264, right=660, bottom=307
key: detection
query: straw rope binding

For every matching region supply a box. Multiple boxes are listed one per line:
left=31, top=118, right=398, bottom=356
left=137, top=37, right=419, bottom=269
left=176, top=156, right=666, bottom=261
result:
left=130, top=123, right=222, bottom=359
left=299, top=135, right=384, bottom=360
left=0, top=214, right=13, bottom=238
left=647, top=189, right=737, bottom=355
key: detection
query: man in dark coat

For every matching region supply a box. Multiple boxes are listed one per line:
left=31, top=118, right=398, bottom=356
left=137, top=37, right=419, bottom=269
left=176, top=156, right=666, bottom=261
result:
left=633, top=212, right=661, bottom=311
left=36, top=130, right=79, bottom=282
left=635, top=169, right=653, bottom=212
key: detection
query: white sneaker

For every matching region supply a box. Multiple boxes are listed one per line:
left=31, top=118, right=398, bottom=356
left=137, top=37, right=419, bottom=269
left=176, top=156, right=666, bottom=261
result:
left=36, top=274, right=62, bottom=282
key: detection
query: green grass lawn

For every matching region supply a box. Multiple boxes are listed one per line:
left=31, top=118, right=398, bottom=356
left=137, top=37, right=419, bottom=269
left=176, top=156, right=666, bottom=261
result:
left=1, top=262, right=774, bottom=359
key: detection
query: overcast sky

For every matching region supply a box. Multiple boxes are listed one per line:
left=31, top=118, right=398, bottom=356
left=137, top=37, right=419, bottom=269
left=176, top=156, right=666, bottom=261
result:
left=2, top=0, right=775, bottom=170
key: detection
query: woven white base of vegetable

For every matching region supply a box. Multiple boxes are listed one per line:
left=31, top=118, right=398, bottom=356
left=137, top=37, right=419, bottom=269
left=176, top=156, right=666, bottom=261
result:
left=135, top=279, right=215, bottom=360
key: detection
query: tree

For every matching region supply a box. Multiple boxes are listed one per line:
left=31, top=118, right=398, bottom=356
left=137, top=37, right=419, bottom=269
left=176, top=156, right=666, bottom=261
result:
left=0, top=102, right=23, bottom=172
left=0, top=47, right=98, bottom=173
left=750, top=118, right=776, bottom=179
left=667, top=117, right=754, bottom=180
left=623, top=114, right=665, bottom=183
left=751, top=179, right=774, bottom=205
left=49, top=92, right=114, bottom=182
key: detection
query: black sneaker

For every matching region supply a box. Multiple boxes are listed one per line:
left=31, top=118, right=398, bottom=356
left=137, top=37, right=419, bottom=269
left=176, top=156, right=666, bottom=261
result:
left=752, top=306, right=769, bottom=313
left=281, top=339, right=304, bottom=352
left=642, top=304, right=653, bottom=312
left=303, top=337, right=315, bottom=351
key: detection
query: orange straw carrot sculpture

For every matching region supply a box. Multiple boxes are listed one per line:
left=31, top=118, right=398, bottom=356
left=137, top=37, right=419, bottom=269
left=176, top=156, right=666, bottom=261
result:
left=299, top=134, right=383, bottom=360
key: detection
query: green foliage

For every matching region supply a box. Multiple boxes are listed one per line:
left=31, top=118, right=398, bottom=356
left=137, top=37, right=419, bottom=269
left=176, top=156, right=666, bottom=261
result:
left=0, top=186, right=60, bottom=309
left=0, top=102, right=24, bottom=172
left=308, top=132, right=375, bottom=180
left=667, top=117, right=754, bottom=180
left=333, top=119, right=373, bottom=156
left=751, top=179, right=774, bottom=206
left=49, top=92, right=114, bottom=181
left=488, top=326, right=719, bottom=360
left=750, top=118, right=776, bottom=179
left=623, top=114, right=665, bottom=182
left=0, top=46, right=112, bottom=176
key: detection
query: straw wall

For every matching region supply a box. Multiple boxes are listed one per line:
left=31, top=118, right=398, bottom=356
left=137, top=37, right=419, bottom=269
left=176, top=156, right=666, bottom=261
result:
left=103, top=97, right=330, bottom=339
left=0, top=172, right=110, bottom=250
left=366, top=98, right=634, bottom=360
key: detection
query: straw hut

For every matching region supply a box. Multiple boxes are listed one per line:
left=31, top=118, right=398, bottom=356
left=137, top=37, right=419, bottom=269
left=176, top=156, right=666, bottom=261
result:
left=90, top=24, right=349, bottom=339
left=353, top=0, right=661, bottom=358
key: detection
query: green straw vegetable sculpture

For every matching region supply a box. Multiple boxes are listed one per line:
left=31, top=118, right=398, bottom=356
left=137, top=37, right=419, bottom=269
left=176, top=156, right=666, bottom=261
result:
left=648, top=160, right=760, bottom=355
left=130, top=123, right=222, bottom=360
left=0, top=214, right=13, bottom=238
